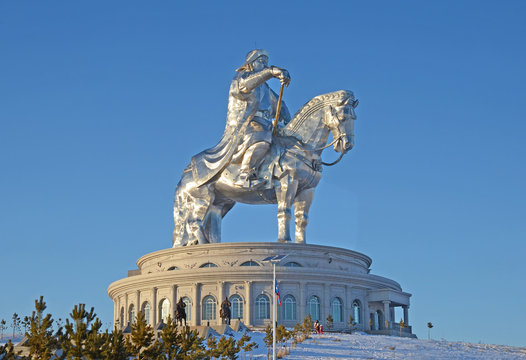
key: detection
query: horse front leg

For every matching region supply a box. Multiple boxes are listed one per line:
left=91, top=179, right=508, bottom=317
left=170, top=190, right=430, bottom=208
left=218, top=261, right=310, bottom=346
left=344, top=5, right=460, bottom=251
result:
left=186, top=185, right=215, bottom=245
left=276, top=175, right=298, bottom=242
left=294, top=188, right=314, bottom=244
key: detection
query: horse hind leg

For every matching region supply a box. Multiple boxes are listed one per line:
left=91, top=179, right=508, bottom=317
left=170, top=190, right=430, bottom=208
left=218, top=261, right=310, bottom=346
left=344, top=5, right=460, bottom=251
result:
left=173, top=187, right=189, bottom=247
left=276, top=175, right=298, bottom=242
left=204, top=200, right=235, bottom=244
left=294, top=188, right=314, bottom=244
left=177, top=183, right=215, bottom=246
left=186, top=197, right=213, bottom=245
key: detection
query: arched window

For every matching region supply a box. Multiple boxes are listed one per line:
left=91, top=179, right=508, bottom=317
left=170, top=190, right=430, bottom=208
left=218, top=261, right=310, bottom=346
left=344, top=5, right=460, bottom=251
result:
left=255, top=294, right=270, bottom=319
left=202, top=296, right=216, bottom=320
left=240, top=261, right=260, bottom=266
left=182, top=297, right=192, bottom=321
left=199, top=262, right=218, bottom=268
left=331, top=297, right=343, bottom=323
left=128, top=304, right=135, bottom=325
left=283, top=295, right=296, bottom=321
left=352, top=300, right=361, bottom=324
left=120, top=307, right=124, bottom=329
left=308, top=295, right=320, bottom=321
left=283, top=262, right=302, bottom=267
left=159, top=299, right=170, bottom=323
left=142, top=302, right=151, bottom=325
left=230, top=294, right=243, bottom=320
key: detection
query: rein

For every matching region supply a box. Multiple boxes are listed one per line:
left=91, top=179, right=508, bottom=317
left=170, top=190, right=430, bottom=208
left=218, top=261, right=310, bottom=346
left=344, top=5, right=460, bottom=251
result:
left=321, top=151, right=345, bottom=166
left=290, top=133, right=347, bottom=167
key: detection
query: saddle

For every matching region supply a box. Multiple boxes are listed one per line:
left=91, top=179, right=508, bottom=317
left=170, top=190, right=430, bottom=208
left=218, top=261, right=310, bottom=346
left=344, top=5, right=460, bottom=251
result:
left=219, top=135, right=302, bottom=189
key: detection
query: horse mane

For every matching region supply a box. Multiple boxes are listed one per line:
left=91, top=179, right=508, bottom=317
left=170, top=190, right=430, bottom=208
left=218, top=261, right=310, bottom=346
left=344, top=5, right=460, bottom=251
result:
left=282, top=90, right=353, bottom=137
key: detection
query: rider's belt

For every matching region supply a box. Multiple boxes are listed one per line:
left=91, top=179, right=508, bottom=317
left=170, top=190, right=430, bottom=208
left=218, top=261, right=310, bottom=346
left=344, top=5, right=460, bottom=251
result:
left=254, top=110, right=271, bottom=118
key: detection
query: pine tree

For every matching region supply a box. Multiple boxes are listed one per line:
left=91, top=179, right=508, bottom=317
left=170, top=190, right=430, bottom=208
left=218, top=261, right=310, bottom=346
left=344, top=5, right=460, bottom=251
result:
left=302, top=314, right=313, bottom=338
left=60, top=303, right=100, bottom=359
left=236, top=332, right=257, bottom=360
left=399, top=319, right=406, bottom=337
left=216, top=335, right=239, bottom=360
left=263, top=324, right=273, bottom=358
left=292, top=323, right=303, bottom=344
left=276, top=324, right=290, bottom=352
left=177, top=326, right=206, bottom=360
left=427, top=322, right=433, bottom=340
left=26, top=296, right=60, bottom=360
left=84, top=320, right=108, bottom=360
left=347, top=315, right=356, bottom=333
left=206, top=335, right=220, bottom=359
left=0, top=319, right=6, bottom=340
left=0, top=340, right=22, bottom=360
left=153, top=315, right=180, bottom=359
left=326, top=314, right=333, bottom=331
left=22, top=316, right=31, bottom=334
left=126, top=311, right=156, bottom=360
left=11, top=313, right=21, bottom=338
left=103, top=327, right=130, bottom=360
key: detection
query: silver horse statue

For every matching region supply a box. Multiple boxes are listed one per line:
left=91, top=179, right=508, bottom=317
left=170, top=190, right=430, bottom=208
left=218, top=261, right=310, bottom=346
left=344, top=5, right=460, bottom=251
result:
left=173, top=90, right=358, bottom=246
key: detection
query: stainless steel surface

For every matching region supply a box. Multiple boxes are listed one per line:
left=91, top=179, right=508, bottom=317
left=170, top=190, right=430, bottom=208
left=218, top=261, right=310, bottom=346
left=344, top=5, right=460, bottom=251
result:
left=173, top=50, right=358, bottom=247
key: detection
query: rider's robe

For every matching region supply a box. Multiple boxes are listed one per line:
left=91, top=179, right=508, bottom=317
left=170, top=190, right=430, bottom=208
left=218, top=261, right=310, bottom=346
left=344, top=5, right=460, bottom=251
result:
left=190, top=70, right=289, bottom=187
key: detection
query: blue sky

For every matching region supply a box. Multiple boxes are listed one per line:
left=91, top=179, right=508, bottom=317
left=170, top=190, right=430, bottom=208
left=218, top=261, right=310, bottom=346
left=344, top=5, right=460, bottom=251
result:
left=1, top=0, right=525, bottom=347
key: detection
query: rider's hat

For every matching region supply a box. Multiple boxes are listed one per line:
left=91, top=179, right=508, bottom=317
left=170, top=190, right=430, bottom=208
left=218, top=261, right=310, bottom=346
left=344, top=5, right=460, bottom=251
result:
left=236, top=49, right=269, bottom=72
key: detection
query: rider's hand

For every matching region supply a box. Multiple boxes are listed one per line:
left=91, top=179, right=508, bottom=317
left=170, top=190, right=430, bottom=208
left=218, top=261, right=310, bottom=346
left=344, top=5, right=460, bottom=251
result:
left=270, top=66, right=291, bottom=86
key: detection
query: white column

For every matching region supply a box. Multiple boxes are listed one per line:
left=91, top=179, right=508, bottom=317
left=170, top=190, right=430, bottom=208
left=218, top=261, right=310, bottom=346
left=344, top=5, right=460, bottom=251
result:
left=383, top=301, right=391, bottom=329
left=136, top=290, right=140, bottom=321
left=299, top=282, right=305, bottom=321
left=193, top=283, right=200, bottom=325
left=345, top=285, right=351, bottom=327
left=363, top=299, right=370, bottom=331
left=244, top=281, right=252, bottom=326
left=115, top=297, right=120, bottom=328
left=124, top=293, right=129, bottom=326
left=152, top=287, right=157, bottom=325
left=218, top=281, right=224, bottom=325
left=403, top=306, right=409, bottom=325
left=322, top=283, right=328, bottom=324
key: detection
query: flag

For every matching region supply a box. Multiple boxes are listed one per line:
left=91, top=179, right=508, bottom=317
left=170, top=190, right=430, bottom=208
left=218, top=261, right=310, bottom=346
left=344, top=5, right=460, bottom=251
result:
left=275, top=282, right=282, bottom=306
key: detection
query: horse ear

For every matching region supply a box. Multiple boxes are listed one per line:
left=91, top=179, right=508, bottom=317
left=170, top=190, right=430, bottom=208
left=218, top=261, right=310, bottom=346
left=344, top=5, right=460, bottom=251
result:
left=352, top=99, right=359, bottom=108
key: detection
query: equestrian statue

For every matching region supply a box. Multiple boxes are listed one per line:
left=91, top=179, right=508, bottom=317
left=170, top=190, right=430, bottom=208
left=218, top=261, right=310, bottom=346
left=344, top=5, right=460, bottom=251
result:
left=173, top=49, right=358, bottom=246
left=220, top=297, right=232, bottom=325
left=175, top=297, right=187, bottom=326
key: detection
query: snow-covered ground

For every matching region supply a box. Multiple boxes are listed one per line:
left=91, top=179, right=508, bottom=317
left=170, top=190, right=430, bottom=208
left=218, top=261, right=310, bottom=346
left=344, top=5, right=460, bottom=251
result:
left=3, top=332, right=526, bottom=359
left=239, top=332, right=526, bottom=360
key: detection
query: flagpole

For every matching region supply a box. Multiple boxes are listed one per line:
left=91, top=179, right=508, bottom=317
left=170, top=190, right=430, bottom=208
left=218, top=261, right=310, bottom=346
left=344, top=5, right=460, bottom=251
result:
left=273, top=262, right=276, bottom=360
left=262, top=254, right=288, bottom=360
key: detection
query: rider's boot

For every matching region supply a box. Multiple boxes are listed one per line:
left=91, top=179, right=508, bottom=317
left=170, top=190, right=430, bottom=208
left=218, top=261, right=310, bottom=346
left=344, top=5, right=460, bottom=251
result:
left=235, top=142, right=270, bottom=188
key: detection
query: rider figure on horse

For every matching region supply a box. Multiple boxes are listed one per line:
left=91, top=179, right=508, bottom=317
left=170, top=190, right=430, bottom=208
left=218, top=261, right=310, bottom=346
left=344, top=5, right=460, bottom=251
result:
left=190, top=49, right=291, bottom=188
left=220, top=296, right=232, bottom=325
left=175, top=297, right=187, bottom=326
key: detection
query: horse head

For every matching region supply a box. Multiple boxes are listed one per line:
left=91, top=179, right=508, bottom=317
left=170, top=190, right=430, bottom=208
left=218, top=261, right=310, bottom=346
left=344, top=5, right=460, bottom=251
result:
left=324, top=91, right=358, bottom=154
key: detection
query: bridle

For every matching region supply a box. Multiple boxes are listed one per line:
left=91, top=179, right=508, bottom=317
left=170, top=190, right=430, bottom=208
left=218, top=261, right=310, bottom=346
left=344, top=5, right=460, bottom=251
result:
left=291, top=124, right=349, bottom=167
left=284, top=100, right=354, bottom=168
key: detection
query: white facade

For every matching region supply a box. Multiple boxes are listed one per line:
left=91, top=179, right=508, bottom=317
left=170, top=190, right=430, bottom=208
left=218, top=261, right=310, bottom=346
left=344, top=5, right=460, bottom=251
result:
left=107, top=242, right=415, bottom=337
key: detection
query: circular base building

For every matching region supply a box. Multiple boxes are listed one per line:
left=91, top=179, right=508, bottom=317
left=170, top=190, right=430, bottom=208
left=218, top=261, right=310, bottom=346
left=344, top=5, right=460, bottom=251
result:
left=107, top=242, right=415, bottom=337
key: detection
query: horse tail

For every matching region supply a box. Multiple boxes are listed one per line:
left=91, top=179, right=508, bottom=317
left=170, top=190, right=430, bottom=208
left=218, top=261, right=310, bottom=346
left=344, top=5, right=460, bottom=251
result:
left=172, top=165, right=194, bottom=247
left=172, top=184, right=184, bottom=247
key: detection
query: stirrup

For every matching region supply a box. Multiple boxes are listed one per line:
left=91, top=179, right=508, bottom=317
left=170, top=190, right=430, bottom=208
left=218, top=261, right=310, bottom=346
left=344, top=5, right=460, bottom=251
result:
left=234, top=171, right=266, bottom=188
